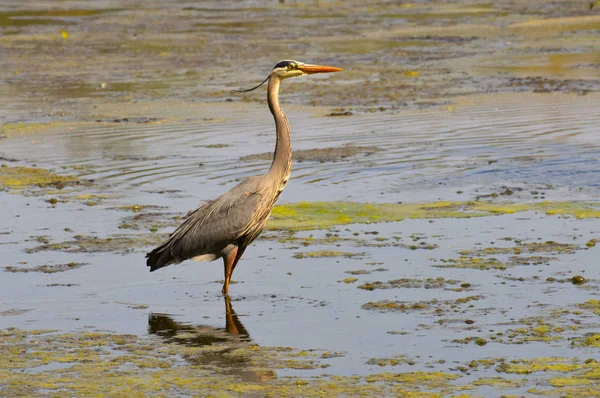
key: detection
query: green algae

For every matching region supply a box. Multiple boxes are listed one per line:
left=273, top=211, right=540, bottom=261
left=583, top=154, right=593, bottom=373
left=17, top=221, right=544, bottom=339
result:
left=362, top=300, right=431, bottom=312
left=267, top=201, right=600, bottom=231
left=0, top=166, right=79, bottom=190
left=471, top=377, right=526, bottom=389
left=434, top=256, right=508, bottom=270
left=292, top=250, right=365, bottom=259
left=577, top=300, right=600, bottom=315
left=358, top=277, right=467, bottom=291
left=268, top=201, right=466, bottom=231
left=346, top=268, right=388, bottom=275
left=3, top=262, right=86, bottom=273
left=362, top=297, right=480, bottom=313
left=0, top=309, right=33, bottom=317
left=434, top=238, right=582, bottom=271
left=364, top=371, right=460, bottom=388
left=0, top=328, right=466, bottom=397
left=25, top=234, right=166, bottom=254
left=462, top=301, right=600, bottom=346
left=366, top=355, right=415, bottom=367
left=496, top=358, right=584, bottom=375
left=578, top=334, right=600, bottom=347
left=460, top=241, right=579, bottom=256
left=0, top=122, right=57, bottom=138
left=2, top=324, right=600, bottom=397
left=261, top=230, right=352, bottom=248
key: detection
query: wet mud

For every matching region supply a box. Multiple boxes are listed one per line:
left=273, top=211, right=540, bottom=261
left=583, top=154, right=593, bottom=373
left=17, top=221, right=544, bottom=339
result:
left=2, top=0, right=600, bottom=397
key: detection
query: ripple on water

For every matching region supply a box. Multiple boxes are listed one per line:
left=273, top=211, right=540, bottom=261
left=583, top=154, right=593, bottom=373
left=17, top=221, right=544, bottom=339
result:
left=1, top=94, right=599, bottom=201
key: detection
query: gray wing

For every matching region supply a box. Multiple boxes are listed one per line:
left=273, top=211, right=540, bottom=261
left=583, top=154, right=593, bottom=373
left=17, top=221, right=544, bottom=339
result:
left=146, top=176, right=263, bottom=271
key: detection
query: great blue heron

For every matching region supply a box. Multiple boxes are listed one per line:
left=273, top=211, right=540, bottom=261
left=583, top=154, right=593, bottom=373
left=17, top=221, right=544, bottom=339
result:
left=146, top=60, right=342, bottom=294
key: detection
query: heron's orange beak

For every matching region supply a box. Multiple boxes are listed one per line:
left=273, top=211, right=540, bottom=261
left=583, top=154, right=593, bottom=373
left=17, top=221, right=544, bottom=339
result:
left=298, top=64, right=343, bottom=74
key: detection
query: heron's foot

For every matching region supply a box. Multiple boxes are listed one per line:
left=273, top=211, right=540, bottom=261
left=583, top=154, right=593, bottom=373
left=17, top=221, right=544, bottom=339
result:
left=221, top=283, right=229, bottom=295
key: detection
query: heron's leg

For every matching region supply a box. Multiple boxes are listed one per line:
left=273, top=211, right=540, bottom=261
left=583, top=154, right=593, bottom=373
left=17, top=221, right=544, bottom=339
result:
left=230, top=246, right=246, bottom=276
left=222, top=246, right=238, bottom=295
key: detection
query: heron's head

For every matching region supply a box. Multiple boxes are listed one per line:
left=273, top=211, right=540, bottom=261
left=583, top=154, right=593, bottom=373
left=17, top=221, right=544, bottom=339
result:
left=235, top=60, right=342, bottom=93
left=271, top=60, right=342, bottom=79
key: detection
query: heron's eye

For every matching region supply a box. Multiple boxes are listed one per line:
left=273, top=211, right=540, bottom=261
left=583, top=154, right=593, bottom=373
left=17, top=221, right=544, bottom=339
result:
left=288, top=63, right=296, bottom=70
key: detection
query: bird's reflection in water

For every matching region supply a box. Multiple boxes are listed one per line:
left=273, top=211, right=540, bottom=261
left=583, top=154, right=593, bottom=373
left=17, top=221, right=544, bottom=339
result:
left=148, top=296, right=274, bottom=382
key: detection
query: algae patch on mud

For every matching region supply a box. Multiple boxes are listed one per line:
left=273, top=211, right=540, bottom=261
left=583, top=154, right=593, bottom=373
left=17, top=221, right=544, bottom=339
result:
left=358, top=277, right=469, bottom=291
left=4, top=262, right=86, bottom=274
left=26, top=234, right=166, bottom=254
left=434, top=239, right=583, bottom=271
left=0, top=122, right=57, bottom=138
left=267, top=201, right=600, bottom=231
left=496, top=357, right=600, bottom=395
left=0, top=328, right=467, bottom=397
left=293, top=250, right=365, bottom=260
left=0, top=166, right=79, bottom=190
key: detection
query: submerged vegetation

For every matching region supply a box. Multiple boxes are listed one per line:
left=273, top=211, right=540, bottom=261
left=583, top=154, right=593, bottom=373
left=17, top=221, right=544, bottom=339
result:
left=3, top=262, right=86, bottom=273
left=268, top=201, right=600, bottom=231
left=3, top=327, right=599, bottom=397
left=0, top=328, right=472, bottom=397
left=0, top=166, right=79, bottom=191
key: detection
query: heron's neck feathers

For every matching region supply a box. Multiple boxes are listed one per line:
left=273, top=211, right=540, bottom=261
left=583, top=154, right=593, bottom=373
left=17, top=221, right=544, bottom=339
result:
left=266, top=76, right=292, bottom=193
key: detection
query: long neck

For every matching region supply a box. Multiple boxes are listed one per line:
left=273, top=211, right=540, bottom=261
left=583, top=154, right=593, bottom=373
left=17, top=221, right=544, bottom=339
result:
left=265, top=76, right=292, bottom=188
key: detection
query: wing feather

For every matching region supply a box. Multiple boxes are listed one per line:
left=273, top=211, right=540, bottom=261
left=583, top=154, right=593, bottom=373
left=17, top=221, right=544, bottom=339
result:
left=146, top=177, right=263, bottom=270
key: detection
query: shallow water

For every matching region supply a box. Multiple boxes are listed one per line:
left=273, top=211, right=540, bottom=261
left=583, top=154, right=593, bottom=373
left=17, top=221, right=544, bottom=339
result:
left=2, top=93, right=600, bottom=395
left=2, top=0, right=600, bottom=396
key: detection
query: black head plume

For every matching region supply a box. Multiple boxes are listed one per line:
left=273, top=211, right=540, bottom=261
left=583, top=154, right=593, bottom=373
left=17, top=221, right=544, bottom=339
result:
left=232, top=75, right=270, bottom=93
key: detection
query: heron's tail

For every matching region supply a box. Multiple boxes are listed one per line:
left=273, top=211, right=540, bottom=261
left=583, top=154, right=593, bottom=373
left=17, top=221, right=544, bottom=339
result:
left=146, top=246, right=174, bottom=272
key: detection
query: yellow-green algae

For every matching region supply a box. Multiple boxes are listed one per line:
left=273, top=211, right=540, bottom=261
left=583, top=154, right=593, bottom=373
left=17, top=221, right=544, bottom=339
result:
left=457, top=301, right=600, bottom=346
left=0, top=122, right=57, bottom=138
left=366, top=355, right=415, bottom=367
left=362, top=296, right=480, bottom=313
left=3, top=262, right=86, bottom=273
left=3, top=329, right=600, bottom=396
left=25, top=234, right=166, bottom=254
left=577, top=300, right=600, bottom=315
left=494, top=357, right=600, bottom=397
left=0, top=166, right=78, bottom=190
left=292, top=250, right=365, bottom=259
left=435, top=256, right=508, bottom=270
left=459, top=241, right=579, bottom=256
left=435, top=238, right=583, bottom=271
left=0, top=328, right=465, bottom=397
left=471, top=377, right=526, bottom=389
left=358, top=277, right=467, bottom=291
left=497, top=357, right=584, bottom=374
left=267, top=201, right=600, bottom=231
